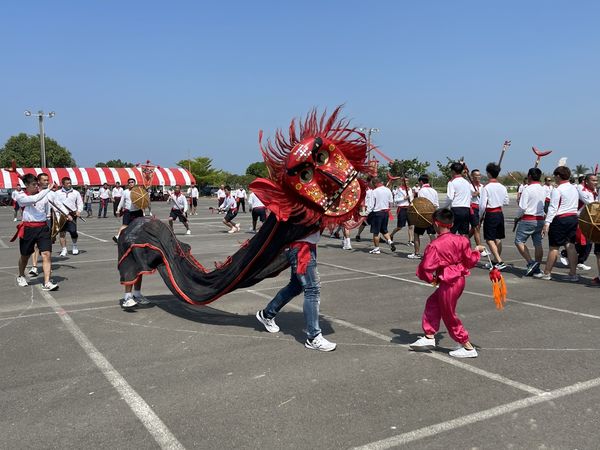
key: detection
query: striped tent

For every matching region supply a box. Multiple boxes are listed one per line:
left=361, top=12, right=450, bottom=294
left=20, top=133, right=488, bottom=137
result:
left=0, top=167, right=195, bottom=188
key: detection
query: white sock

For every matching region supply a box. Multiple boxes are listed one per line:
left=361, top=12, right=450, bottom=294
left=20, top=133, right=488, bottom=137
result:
left=132, top=289, right=141, bottom=297
left=387, top=239, right=393, bottom=245
left=124, top=292, right=133, bottom=300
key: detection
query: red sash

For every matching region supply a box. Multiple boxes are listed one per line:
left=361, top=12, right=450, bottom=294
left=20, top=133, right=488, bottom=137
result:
left=10, top=221, right=46, bottom=242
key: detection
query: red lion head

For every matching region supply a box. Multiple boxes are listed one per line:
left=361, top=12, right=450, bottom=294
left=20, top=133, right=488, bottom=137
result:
left=249, top=107, right=370, bottom=227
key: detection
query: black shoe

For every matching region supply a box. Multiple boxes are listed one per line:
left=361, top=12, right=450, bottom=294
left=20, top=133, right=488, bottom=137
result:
left=390, top=242, right=396, bottom=252
left=112, top=235, right=119, bottom=244
left=355, top=235, right=361, bottom=242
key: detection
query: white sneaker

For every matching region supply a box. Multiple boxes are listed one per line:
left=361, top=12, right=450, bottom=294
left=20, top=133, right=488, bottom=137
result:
left=480, top=249, right=489, bottom=257
left=449, top=347, right=478, bottom=358
left=28, top=267, right=39, bottom=277
left=305, top=334, right=336, bottom=352
left=16, top=276, right=28, bottom=287
left=407, top=253, right=421, bottom=259
left=342, top=245, right=353, bottom=250
left=577, top=263, right=591, bottom=271
left=42, top=281, right=58, bottom=291
left=185, top=229, right=191, bottom=235
left=134, top=294, right=151, bottom=305
left=59, top=248, right=68, bottom=257
left=13, top=218, right=17, bottom=222
left=72, top=247, right=79, bottom=255
left=533, top=272, right=552, bottom=281
left=559, top=255, right=569, bottom=266
left=228, top=228, right=236, bottom=234
left=235, top=224, right=241, bottom=231
left=256, top=310, right=280, bottom=333
left=369, top=248, right=381, bottom=254
left=409, top=336, right=436, bottom=351
left=121, top=296, right=138, bottom=309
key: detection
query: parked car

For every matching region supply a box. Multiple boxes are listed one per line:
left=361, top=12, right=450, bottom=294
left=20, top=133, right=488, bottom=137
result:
left=0, top=188, right=11, bottom=206
left=201, top=185, right=219, bottom=197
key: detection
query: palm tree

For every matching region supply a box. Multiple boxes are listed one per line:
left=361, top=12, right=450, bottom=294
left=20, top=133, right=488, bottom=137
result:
left=575, top=164, right=590, bottom=176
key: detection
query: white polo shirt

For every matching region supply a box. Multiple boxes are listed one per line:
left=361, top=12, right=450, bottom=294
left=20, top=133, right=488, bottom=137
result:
left=479, top=180, right=509, bottom=217
left=517, top=182, right=546, bottom=218
left=371, top=185, right=393, bottom=212
left=444, top=175, right=472, bottom=208
left=417, top=184, right=439, bottom=207
left=546, top=181, right=579, bottom=224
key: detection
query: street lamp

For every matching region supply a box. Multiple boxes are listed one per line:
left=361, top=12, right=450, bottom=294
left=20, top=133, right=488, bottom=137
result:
left=358, top=127, right=380, bottom=160
left=24, top=110, right=55, bottom=168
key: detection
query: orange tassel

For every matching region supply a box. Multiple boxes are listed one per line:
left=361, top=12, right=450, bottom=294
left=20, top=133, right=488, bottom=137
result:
left=491, top=276, right=507, bottom=310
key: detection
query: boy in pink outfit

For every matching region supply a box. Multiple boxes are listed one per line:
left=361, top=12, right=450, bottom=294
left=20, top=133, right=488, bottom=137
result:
left=409, top=208, right=484, bottom=358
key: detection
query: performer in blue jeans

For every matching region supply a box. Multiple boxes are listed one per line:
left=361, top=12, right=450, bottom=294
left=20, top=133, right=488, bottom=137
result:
left=256, top=230, right=336, bottom=352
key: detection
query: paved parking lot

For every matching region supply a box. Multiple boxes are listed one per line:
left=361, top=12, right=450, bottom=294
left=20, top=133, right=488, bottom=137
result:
left=1, top=197, right=599, bottom=449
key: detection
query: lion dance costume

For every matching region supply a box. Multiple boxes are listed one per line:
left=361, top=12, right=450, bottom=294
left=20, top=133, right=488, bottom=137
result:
left=117, top=107, right=372, bottom=304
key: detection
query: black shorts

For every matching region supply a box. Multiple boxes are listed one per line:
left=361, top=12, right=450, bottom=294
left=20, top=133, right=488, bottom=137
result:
left=594, top=243, right=600, bottom=255
left=451, top=207, right=470, bottom=235
left=192, top=198, right=198, bottom=207
left=123, top=209, right=144, bottom=225
left=370, top=210, right=390, bottom=235
left=20, top=225, right=52, bottom=256
left=169, top=209, right=188, bottom=223
left=548, top=215, right=578, bottom=247
left=365, top=212, right=374, bottom=226
left=470, top=206, right=480, bottom=227
left=60, top=218, right=78, bottom=238
left=483, top=211, right=505, bottom=241
left=252, top=207, right=266, bottom=223
left=225, top=209, right=238, bottom=222
left=414, top=225, right=435, bottom=236
left=396, top=207, right=408, bottom=228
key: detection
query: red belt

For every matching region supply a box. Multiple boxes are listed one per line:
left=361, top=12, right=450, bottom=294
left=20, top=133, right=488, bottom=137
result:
left=556, top=213, right=577, bottom=218
left=289, top=242, right=317, bottom=275
left=522, top=214, right=544, bottom=221
left=10, top=221, right=47, bottom=242
left=486, top=207, right=502, bottom=213
left=470, top=203, right=479, bottom=209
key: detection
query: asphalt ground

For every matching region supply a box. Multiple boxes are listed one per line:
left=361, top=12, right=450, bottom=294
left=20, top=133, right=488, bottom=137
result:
left=1, top=196, right=599, bottom=449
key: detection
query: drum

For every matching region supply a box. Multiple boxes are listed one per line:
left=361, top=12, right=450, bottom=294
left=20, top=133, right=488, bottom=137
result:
left=130, top=185, right=150, bottom=210
left=407, top=197, right=436, bottom=228
left=579, top=201, right=600, bottom=243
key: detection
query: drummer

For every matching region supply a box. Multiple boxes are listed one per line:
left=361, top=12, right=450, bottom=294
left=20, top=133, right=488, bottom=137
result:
left=408, top=174, right=439, bottom=259
left=113, top=178, right=144, bottom=243
left=390, top=180, right=414, bottom=246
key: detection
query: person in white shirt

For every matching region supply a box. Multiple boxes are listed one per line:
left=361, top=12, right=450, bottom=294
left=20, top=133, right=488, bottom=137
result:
left=114, top=178, right=150, bottom=309
left=83, top=184, right=93, bottom=217
left=389, top=181, right=414, bottom=245
left=468, top=169, right=484, bottom=249
left=516, top=179, right=527, bottom=204
left=11, top=185, right=22, bottom=221
left=98, top=182, right=111, bottom=218
left=368, top=178, right=396, bottom=254
left=255, top=229, right=336, bottom=352
left=354, top=176, right=374, bottom=242
left=53, top=177, right=84, bottom=257
left=514, top=168, right=547, bottom=276
left=216, top=184, right=226, bottom=211
left=219, top=185, right=240, bottom=233
left=408, top=175, right=439, bottom=259
left=248, top=190, right=266, bottom=232
left=543, top=176, right=554, bottom=214
left=534, top=166, right=580, bottom=281
left=12, top=173, right=58, bottom=291
left=479, top=163, right=509, bottom=270
left=167, top=184, right=191, bottom=235
left=576, top=173, right=597, bottom=272
left=189, top=183, right=199, bottom=215
left=112, top=182, right=123, bottom=217
left=236, top=187, right=247, bottom=213
left=443, top=162, right=472, bottom=235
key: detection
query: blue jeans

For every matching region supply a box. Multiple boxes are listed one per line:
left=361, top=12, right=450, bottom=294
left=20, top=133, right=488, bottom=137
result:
left=264, top=247, right=321, bottom=339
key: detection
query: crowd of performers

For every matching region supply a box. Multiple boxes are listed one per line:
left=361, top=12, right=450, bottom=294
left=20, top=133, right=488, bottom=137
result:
left=8, top=109, right=599, bottom=359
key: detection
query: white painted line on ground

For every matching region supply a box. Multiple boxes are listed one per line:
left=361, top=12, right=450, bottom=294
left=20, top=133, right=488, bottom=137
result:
left=320, top=261, right=600, bottom=321
left=38, top=288, right=185, bottom=450
left=245, top=290, right=544, bottom=396
left=77, top=232, right=109, bottom=243
left=353, top=376, right=600, bottom=449
left=0, top=304, right=115, bottom=322
left=0, top=258, right=116, bottom=270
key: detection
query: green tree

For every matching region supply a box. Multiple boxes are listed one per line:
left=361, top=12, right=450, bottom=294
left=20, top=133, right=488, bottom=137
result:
left=387, top=158, right=430, bottom=177
left=0, top=133, right=75, bottom=167
left=245, top=161, right=268, bottom=178
left=95, top=159, right=135, bottom=168
left=435, top=156, right=464, bottom=181
left=575, top=164, right=590, bottom=176
left=177, top=157, right=224, bottom=186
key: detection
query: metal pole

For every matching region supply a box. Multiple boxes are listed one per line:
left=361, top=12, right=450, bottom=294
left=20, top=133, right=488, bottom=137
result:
left=38, top=111, right=46, bottom=168
left=367, top=130, right=371, bottom=160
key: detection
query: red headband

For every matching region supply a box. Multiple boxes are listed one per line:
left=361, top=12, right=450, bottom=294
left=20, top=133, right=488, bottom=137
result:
left=434, top=219, right=453, bottom=228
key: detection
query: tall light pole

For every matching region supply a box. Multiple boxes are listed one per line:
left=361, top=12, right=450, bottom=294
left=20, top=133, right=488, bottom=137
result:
left=358, top=127, right=380, bottom=160
left=24, top=110, right=55, bottom=168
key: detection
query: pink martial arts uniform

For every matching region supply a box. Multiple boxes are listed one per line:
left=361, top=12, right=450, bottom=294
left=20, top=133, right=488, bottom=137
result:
left=416, top=232, right=480, bottom=344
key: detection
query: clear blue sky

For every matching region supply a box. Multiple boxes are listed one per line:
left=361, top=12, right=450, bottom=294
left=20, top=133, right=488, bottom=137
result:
left=1, top=1, right=598, bottom=174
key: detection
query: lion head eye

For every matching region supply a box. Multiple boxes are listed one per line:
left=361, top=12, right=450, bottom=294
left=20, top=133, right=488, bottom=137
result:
left=299, top=168, right=314, bottom=184
left=314, top=149, right=329, bottom=166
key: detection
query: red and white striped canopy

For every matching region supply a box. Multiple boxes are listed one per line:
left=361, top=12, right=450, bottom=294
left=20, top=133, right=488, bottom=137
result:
left=0, top=167, right=196, bottom=189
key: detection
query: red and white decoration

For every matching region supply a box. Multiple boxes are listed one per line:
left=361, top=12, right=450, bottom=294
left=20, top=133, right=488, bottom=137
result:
left=0, top=167, right=195, bottom=189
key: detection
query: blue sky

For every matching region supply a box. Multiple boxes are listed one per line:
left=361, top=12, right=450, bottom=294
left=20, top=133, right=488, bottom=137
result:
left=1, top=1, right=598, bottom=174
